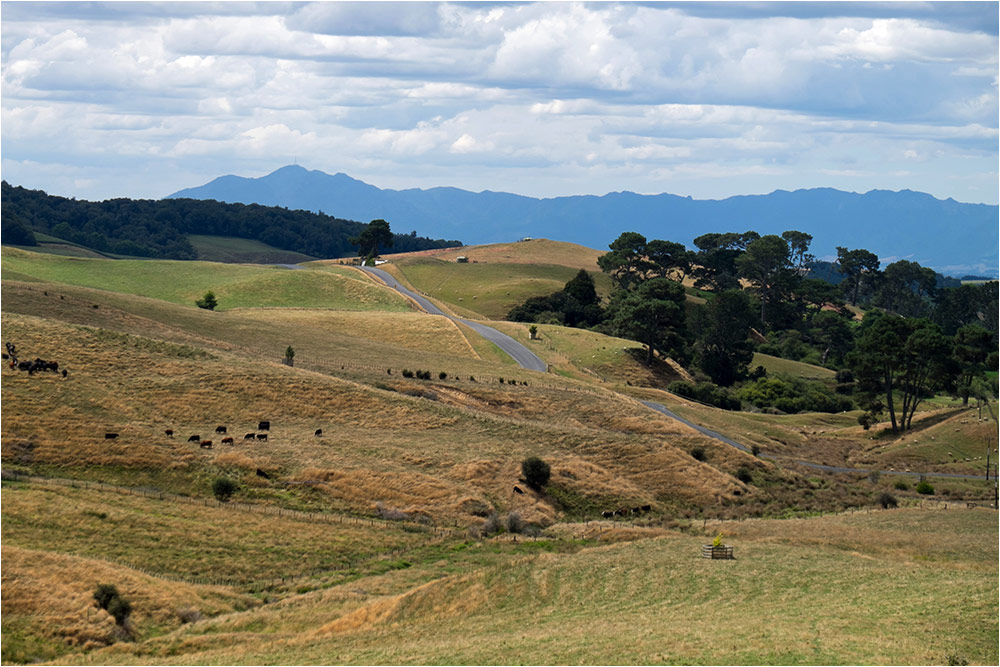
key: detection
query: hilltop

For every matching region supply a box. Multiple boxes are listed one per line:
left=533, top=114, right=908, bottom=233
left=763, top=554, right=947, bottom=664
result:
left=169, top=165, right=999, bottom=277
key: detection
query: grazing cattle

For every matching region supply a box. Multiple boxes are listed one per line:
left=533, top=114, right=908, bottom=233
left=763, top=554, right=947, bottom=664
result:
left=243, top=433, right=256, bottom=440
left=258, top=421, right=270, bottom=431
left=602, top=510, right=614, bottom=519
left=614, top=508, right=628, bottom=517
left=256, top=468, right=271, bottom=479
left=314, top=429, right=323, bottom=437
left=215, top=426, right=227, bottom=434
left=188, top=434, right=200, bottom=442
left=164, top=429, right=173, bottom=437
left=256, top=433, right=268, bottom=441
left=221, top=437, right=234, bottom=445
left=104, top=433, right=119, bottom=440
left=199, top=440, right=213, bottom=449
left=641, top=504, right=652, bottom=513
left=631, top=507, right=642, bottom=515
left=513, top=486, right=524, bottom=494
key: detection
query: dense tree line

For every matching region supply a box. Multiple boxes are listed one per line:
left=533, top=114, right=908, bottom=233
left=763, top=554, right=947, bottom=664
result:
left=507, top=229, right=998, bottom=423
left=1, top=181, right=461, bottom=260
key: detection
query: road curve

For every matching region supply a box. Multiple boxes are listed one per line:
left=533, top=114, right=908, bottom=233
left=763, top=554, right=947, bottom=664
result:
left=641, top=400, right=752, bottom=453
left=641, top=399, right=989, bottom=481
left=358, top=265, right=547, bottom=372
left=362, top=265, right=985, bottom=483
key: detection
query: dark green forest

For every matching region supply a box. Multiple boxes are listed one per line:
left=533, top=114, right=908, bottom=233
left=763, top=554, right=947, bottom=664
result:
left=508, top=230, right=999, bottom=426
left=1, top=181, right=462, bottom=260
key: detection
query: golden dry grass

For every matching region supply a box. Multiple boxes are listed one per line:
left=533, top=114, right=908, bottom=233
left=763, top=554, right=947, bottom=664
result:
left=1, top=545, right=254, bottom=662
left=381, top=238, right=604, bottom=271
left=54, top=509, right=997, bottom=666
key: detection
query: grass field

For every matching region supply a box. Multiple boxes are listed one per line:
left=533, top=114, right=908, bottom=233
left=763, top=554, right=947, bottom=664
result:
left=752, top=352, right=837, bottom=381
left=2, top=244, right=997, bottom=665
left=33, top=508, right=997, bottom=666
left=186, top=235, right=316, bottom=264
left=390, top=255, right=614, bottom=321
left=382, top=238, right=604, bottom=271
left=2, top=248, right=411, bottom=312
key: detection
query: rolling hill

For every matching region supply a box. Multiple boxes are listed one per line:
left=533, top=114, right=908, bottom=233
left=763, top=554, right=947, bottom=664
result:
left=169, top=165, right=999, bottom=277
left=2, top=245, right=996, bottom=665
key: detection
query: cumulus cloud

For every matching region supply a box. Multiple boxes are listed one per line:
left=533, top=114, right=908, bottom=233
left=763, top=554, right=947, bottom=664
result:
left=0, top=1, right=996, bottom=205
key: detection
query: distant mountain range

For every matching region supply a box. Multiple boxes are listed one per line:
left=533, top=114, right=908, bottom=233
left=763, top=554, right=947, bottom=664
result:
left=168, top=165, right=999, bottom=277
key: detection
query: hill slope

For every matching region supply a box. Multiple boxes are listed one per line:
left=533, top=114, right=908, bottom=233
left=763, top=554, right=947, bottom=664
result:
left=169, top=165, right=999, bottom=276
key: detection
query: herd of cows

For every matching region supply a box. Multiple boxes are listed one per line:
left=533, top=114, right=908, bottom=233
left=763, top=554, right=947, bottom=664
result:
left=3, top=342, right=66, bottom=377
left=101, top=421, right=327, bottom=450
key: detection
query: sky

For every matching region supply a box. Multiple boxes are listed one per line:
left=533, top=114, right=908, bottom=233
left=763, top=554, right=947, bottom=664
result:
left=1, top=1, right=998, bottom=205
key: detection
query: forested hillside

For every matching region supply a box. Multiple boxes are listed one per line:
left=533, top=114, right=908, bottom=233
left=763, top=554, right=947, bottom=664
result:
left=504, top=230, right=999, bottom=425
left=0, top=182, right=462, bottom=260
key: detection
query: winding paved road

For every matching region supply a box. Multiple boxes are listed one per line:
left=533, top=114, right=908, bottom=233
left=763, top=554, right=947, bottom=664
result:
left=642, top=399, right=989, bottom=481
left=361, top=264, right=988, bottom=483
left=358, top=265, right=548, bottom=372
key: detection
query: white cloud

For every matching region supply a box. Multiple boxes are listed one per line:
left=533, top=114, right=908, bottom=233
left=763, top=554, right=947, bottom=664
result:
left=0, top=1, right=995, bottom=206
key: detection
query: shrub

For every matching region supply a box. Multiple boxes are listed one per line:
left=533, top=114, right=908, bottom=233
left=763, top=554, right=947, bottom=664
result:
left=521, top=456, right=551, bottom=491
left=878, top=492, right=898, bottom=509
left=894, top=479, right=909, bottom=491
left=529, top=325, right=538, bottom=339
left=735, top=467, right=753, bottom=484
left=481, top=512, right=502, bottom=536
left=212, top=477, right=237, bottom=502
left=94, top=584, right=120, bottom=610
left=402, top=369, right=414, bottom=378
left=690, top=446, right=706, bottom=462
left=916, top=480, right=935, bottom=495
left=751, top=443, right=761, bottom=457
left=107, top=596, right=132, bottom=625
left=505, top=511, right=524, bottom=534
left=94, top=584, right=131, bottom=628
left=195, top=291, right=217, bottom=310
left=439, top=371, right=448, bottom=380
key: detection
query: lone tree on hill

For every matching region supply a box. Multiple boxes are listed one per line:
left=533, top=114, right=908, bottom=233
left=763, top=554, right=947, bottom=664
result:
left=351, top=219, right=393, bottom=258
left=195, top=291, right=217, bottom=310
left=521, top=456, right=551, bottom=491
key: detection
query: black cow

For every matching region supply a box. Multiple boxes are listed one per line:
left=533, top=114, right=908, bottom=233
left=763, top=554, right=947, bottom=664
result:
left=641, top=504, right=652, bottom=513
left=215, top=425, right=227, bottom=434
left=513, top=486, right=524, bottom=494
left=256, top=433, right=268, bottom=441
left=104, top=433, right=119, bottom=440
left=199, top=440, right=213, bottom=449
left=243, top=433, right=256, bottom=440
left=188, top=434, right=200, bottom=442
left=602, top=510, right=614, bottom=519
left=258, top=421, right=270, bottom=431
left=61, top=369, right=68, bottom=378
left=221, top=436, right=234, bottom=445
left=314, top=429, right=323, bottom=437
left=256, top=468, right=271, bottom=479
left=164, top=429, right=174, bottom=437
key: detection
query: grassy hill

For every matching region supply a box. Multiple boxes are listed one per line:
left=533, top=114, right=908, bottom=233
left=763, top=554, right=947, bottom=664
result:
left=2, top=246, right=996, bottom=665
left=378, top=239, right=613, bottom=321
left=186, top=235, right=317, bottom=264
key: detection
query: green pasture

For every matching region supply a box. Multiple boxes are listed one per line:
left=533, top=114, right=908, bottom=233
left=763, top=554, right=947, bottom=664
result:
left=393, top=256, right=614, bottom=320
left=752, top=352, right=836, bottom=381
left=186, top=235, right=317, bottom=264
left=1, top=248, right=409, bottom=312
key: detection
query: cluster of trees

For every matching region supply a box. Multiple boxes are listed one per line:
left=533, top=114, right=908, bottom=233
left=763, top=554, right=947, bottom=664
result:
left=1, top=182, right=461, bottom=260
left=507, top=229, right=998, bottom=425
